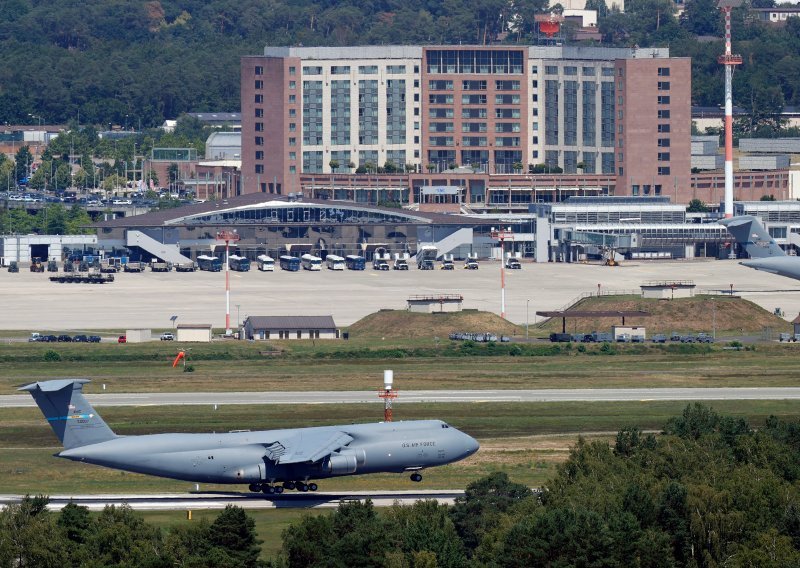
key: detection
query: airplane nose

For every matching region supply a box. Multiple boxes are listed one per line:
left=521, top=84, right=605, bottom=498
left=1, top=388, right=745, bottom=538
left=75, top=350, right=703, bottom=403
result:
left=462, top=432, right=480, bottom=457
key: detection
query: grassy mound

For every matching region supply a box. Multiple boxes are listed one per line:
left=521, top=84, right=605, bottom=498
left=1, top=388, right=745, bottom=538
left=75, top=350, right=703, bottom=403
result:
left=535, top=295, right=791, bottom=336
left=347, top=309, right=522, bottom=339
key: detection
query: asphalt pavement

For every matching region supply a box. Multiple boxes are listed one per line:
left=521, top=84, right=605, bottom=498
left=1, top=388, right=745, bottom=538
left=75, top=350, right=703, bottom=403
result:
left=4, top=387, right=800, bottom=408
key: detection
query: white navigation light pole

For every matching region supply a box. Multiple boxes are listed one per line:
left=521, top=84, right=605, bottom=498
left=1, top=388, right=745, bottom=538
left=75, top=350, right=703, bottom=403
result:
left=490, top=227, right=514, bottom=319
left=718, top=0, right=743, bottom=220
left=216, top=230, right=240, bottom=335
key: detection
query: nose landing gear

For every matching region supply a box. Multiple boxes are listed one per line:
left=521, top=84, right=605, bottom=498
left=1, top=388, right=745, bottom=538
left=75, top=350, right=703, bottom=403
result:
left=410, top=473, right=423, bottom=482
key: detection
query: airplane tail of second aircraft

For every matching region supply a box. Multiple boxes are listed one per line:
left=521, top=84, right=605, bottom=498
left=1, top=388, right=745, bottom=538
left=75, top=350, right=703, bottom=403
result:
left=720, top=215, right=785, bottom=259
left=19, top=379, right=117, bottom=450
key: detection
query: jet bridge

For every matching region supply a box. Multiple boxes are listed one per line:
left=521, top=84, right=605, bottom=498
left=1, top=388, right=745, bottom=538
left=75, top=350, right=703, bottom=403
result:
left=558, top=230, right=638, bottom=263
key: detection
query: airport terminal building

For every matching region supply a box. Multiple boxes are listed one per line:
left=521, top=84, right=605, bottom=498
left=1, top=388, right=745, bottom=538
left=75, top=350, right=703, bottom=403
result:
left=93, top=193, right=738, bottom=265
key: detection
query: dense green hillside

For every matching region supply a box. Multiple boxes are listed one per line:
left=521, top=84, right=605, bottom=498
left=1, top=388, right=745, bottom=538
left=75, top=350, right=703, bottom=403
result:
left=0, top=0, right=797, bottom=133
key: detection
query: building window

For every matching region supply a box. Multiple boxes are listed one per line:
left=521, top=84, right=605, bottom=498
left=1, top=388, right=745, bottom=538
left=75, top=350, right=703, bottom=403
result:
left=658, top=109, right=670, bottom=119
left=296, top=330, right=302, bottom=339
left=387, top=65, right=406, bottom=74
left=255, top=108, right=263, bottom=118
left=255, top=164, right=264, bottom=174
left=462, top=80, right=487, bottom=90
left=564, top=66, right=578, bottom=76
left=289, top=81, right=296, bottom=89
left=288, top=123, right=296, bottom=132
left=289, top=152, right=296, bottom=160
left=658, top=81, right=670, bottom=90
left=255, top=66, right=263, bottom=75
left=658, top=95, right=670, bottom=105
left=289, top=166, right=296, bottom=173
left=618, top=152, right=624, bottom=162
left=303, top=66, right=322, bottom=75
left=289, top=94, right=296, bottom=103
left=632, top=184, right=639, bottom=196
left=619, top=167, right=624, bottom=175
left=289, top=109, right=296, bottom=117
left=545, top=65, right=558, bottom=75
left=658, top=67, right=670, bottom=76
left=288, top=137, right=296, bottom=146
left=255, top=136, right=263, bottom=146
left=358, top=65, right=378, bottom=74
left=618, top=96, right=624, bottom=105
left=658, top=166, right=670, bottom=175
left=654, top=184, right=662, bottom=195
left=255, top=122, right=264, bottom=132
left=254, top=94, right=263, bottom=103
left=289, top=66, right=296, bottom=75
left=331, top=66, right=350, bottom=74
left=602, top=67, right=614, bottom=77
left=255, top=151, right=264, bottom=160
left=658, top=138, right=670, bottom=147
left=532, top=65, right=538, bottom=74
left=255, top=80, right=263, bottom=89
left=658, top=123, right=670, bottom=133
left=658, top=152, right=670, bottom=161
left=582, top=67, right=595, bottom=76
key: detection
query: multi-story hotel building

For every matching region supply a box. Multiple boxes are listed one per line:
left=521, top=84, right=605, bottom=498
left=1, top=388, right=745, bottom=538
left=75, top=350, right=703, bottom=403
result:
left=241, top=45, right=691, bottom=199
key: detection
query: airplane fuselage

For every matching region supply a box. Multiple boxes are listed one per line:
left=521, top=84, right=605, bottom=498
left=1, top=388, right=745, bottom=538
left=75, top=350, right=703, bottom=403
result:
left=58, top=420, right=478, bottom=484
left=741, top=257, right=800, bottom=281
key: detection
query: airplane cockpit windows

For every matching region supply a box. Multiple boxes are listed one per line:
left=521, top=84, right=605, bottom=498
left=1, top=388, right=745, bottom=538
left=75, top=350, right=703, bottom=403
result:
left=441, top=423, right=450, bottom=428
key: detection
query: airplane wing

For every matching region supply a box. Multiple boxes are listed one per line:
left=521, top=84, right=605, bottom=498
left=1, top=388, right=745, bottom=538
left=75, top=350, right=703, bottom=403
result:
left=264, top=430, right=353, bottom=465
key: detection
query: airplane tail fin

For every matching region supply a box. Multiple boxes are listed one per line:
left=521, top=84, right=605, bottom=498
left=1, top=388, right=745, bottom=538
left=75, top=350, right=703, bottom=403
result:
left=720, top=215, right=785, bottom=259
left=19, top=379, right=117, bottom=450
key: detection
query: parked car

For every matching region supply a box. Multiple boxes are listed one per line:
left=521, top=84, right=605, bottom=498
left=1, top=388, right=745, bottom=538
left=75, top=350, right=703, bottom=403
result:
left=160, top=332, right=174, bottom=341
left=57, top=335, right=73, bottom=342
left=669, top=332, right=681, bottom=342
left=118, top=335, right=127, bottom=344
left=88, top=336, right=102, bottom=343
left=651, top=334, right=667, bottom=343
left=40, top=335, right=58, bottom=343
left=72, top=335, right=89, bottom=342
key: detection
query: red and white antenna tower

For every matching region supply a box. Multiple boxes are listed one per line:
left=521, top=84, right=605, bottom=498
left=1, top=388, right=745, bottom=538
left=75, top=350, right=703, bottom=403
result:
left=377, top=370, right=398, bottom=422
left=718, top=0, right=743, bottom=220
left=490, top=227, right=514, bottom=319
left=216, top=230, right=240, bottom=335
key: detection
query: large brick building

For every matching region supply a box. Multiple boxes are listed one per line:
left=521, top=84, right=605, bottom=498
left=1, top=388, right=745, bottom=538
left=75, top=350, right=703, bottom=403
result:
left=241, top=45, right=691, bottom=201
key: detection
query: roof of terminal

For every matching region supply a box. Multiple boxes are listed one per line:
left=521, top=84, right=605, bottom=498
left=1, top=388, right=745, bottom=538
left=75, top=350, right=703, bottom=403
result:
left=93, top=194, right=476, bottom=229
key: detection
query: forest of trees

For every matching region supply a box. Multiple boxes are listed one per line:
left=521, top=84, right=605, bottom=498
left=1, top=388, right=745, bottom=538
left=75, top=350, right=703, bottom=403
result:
left=0, top=0, right=798, bottom=133
left=4, top=404, right=800, bottom=566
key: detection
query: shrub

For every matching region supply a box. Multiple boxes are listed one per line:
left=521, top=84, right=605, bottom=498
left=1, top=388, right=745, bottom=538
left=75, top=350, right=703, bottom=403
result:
left=43, top=350, right=61, bottom=362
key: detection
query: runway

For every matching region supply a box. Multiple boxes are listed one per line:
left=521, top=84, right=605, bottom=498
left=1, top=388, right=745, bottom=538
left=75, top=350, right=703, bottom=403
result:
left=0, top=490, right=464, bottom=511
left=3, top=387, right=800, bottom=408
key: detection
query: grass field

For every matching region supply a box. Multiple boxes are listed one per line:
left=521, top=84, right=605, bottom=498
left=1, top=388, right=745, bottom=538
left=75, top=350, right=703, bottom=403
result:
left=4, top=340, right=800, bottom=394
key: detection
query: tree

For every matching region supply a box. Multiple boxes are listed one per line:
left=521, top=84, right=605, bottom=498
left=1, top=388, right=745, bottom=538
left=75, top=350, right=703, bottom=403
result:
left=329, top=159, right=339, bottom=172
left=15, top=145, right=33, bottom=183
left=686, top=198, right=710, bottom=212
left=680, top=0, right=722, bottom=36
left=205, top=505, right=263, bottom=567
left=450, top=472, right=533, bottom=553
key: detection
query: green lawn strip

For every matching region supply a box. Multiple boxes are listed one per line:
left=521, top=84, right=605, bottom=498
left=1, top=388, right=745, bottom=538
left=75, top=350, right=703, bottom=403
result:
left=4, top=347, right=800, bottom=393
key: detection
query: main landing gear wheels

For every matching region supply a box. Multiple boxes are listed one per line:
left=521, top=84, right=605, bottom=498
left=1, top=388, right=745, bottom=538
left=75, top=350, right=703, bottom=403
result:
left=410, top=473, right=423, bottom=482
left=249, top=484, right=285, bottom=495
left=253, top=481, right=319, bottom=493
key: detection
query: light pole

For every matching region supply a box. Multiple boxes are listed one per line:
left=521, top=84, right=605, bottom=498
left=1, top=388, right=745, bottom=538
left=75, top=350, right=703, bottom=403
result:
left=490, top=226, right=514, bottom=319
left=526, top=298, right=530, bottom=340
left=217, top=230, right=240, bottom=335
left=236, top=304, right=241, bottom=333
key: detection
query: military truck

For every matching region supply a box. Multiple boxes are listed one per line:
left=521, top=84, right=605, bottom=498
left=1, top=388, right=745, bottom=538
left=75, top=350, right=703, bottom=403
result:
left=30, top=258, right=45, bottom=272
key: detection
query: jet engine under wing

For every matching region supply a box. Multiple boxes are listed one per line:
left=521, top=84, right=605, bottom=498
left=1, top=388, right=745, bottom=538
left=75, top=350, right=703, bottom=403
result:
left=270, top=430, right=354, bottom=464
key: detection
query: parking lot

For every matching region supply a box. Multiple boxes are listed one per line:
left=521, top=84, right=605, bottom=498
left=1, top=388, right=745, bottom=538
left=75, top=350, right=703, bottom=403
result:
left=3, top=258, right=800, bottom=332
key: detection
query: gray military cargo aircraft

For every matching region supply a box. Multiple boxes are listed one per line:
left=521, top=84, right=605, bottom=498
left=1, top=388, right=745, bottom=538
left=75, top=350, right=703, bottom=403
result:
left=721, top=215, right=800, bottom=281
left=21, top=379, right=479, bottom=494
